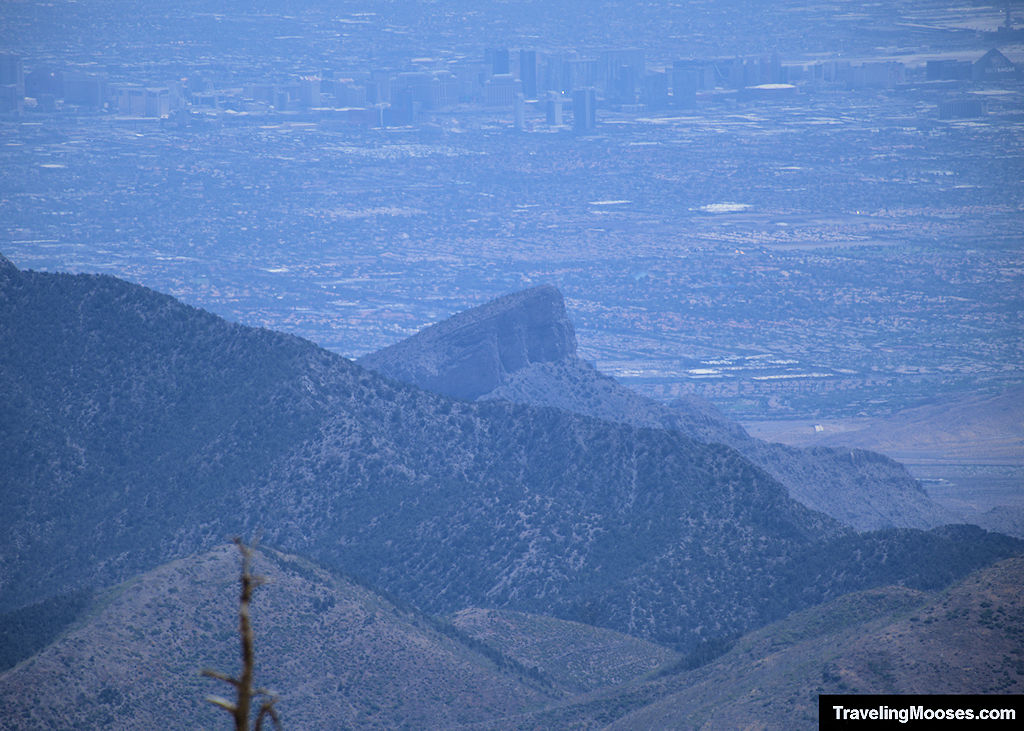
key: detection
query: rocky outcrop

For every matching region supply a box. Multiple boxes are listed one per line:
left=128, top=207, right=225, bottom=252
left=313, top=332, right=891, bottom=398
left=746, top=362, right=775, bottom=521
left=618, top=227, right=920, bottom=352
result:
left=359, top=285, right=575, bottom=401
left=360, top=285, right=956, bottom=531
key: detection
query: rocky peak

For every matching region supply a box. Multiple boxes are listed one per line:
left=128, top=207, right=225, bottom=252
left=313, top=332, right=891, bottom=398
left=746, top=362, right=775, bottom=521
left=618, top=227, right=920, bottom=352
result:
left=0, top=254, right=18, bottom=276
left=358, top=285, right=577, bottom=400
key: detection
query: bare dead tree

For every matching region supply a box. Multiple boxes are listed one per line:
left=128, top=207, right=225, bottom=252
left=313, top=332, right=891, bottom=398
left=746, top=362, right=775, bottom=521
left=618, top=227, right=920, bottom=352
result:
left=202, top=538, right=281, bottom=730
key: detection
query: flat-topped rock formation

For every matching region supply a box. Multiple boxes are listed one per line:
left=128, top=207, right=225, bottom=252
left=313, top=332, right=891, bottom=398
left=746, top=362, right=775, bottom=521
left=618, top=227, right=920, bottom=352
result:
left=359, top=285, right=576, bottom=401
left=360, top=285, right=956, bottom=532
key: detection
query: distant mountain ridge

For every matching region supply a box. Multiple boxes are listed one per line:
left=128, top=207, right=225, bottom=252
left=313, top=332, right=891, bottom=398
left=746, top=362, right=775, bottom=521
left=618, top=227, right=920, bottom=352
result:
left=360, top=285, right=954, bottom=531
left=1, top=258, right=1018, bottom=658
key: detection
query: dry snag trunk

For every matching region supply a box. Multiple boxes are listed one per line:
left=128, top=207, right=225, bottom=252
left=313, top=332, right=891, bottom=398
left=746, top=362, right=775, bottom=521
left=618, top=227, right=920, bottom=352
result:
left=202, top=538, right=281, bottom=730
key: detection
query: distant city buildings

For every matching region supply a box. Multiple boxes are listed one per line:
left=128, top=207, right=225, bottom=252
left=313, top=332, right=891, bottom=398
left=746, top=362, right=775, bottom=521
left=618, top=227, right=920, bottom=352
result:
left=0, top=43, right=1018, bottom=126
left=927, top=59, right=973, bottom=81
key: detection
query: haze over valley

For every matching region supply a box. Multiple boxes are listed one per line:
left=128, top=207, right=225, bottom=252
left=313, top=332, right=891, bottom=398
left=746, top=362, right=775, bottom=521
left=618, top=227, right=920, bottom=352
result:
left=1, top=1, right=1023, bottom=728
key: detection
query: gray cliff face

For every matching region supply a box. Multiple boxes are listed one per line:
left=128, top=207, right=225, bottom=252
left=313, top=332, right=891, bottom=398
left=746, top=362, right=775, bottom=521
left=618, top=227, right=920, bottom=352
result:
left=358, top=285, right=576, bottom=401
left=359, top=285, right=956, bottom=532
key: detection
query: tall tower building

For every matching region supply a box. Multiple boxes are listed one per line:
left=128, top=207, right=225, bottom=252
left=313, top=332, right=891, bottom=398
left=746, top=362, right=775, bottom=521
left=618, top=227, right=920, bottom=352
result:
left=671, top=61, right=700, bottom=109
left=545, top=92, right=564, bottom=126
left=519, top=49, right=538, bottom=98
left=485, top=73, right=518, bottom=106
left=642, top=71, right=669, bottom=111
left=486, top=48, right=510, bottom=76
left=514, top=92, right=525, bottom=130
left=572, top=87, right=596, bottom=133
left=0, top=53, right=24, bottom=91
left=0, top=52, right=24, bottom=113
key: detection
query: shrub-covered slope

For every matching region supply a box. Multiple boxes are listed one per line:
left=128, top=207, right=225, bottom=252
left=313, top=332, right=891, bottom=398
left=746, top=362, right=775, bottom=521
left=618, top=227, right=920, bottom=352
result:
left=452, top=608, right=680, bottom=694
left=0, top=545, right=555, bottom=730
left=610, top=556, right=1024, bottom=730
left=1, top=257, right=1019, bottom=655
left=503, top=558, right=1024, bottom=730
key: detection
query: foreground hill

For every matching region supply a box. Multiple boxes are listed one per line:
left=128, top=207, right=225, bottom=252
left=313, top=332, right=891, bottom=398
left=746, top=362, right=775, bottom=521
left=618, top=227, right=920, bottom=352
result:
left=507, top=557, right=1024, bottom=730
left=452, top=608, right=679, bottom=694
left=0, top=545, right=555, bottom=730
left=4, top=549, right=1020, bottom=730
left=1, top=256, right=1019, bottom=656
left=359, top=285, right=952, bottom=531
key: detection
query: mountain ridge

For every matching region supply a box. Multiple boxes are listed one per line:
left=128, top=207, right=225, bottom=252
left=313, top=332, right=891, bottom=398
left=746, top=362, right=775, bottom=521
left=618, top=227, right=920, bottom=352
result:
left=1, top=259, right=1018, bottom=656
left=358, top=284, right=953, bottom=531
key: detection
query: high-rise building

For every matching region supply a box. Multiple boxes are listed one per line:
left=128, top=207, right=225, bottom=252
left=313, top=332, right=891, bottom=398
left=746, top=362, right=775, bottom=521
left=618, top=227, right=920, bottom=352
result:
left=0, top=84, right=21, bottom=114
left=430, top=71, right=460, bottom=109
left=486, top=48, right=510, bottom=76
left=572, top=87, right=596, bottom=133
left=117, top=86, right=146, bottom=116
left=770, top=52, right=784, bottom=84
left=542, top=54, right=566, bottom=94
left=514, top=93, right=525, bottom=130
left=564, top=58, right=599, bottom=90
left=926, top=59, right=972, bottom=81
left=26, top=67, right=62, bottom=99
left=545, top=92, right=564, bottom=126
left=295, top=77, right=321, bottom=108
left=519, top=49, right=538, bottom=98
left=600, top=50, right=644, bottom=86
left=385, top=87, right=417, bottom=125
left=485, top=73, right=519, bottom=106
left=63, top=73, right=103, bottom=109
left=642, top=71, right=669, bottom=111
left=333, top=80, right=368, bottom=108
left=0, top=52, right=25, bottom=114
left=601, top=50, right=644, bottom=104
left=387, top=71, right=457, bottom=111
left=851, top=62, right=904, bottom=88
left=145, top=88, right=170, bottom=118
left=671, top=63, right=699, bottom=109
left=394, top=71, right=432, bottom=106
left=246, top=83, right=276, bottom=105
left=0, top=53, right=23, bottom=92
left=368, top=70, right=391, bottom=104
